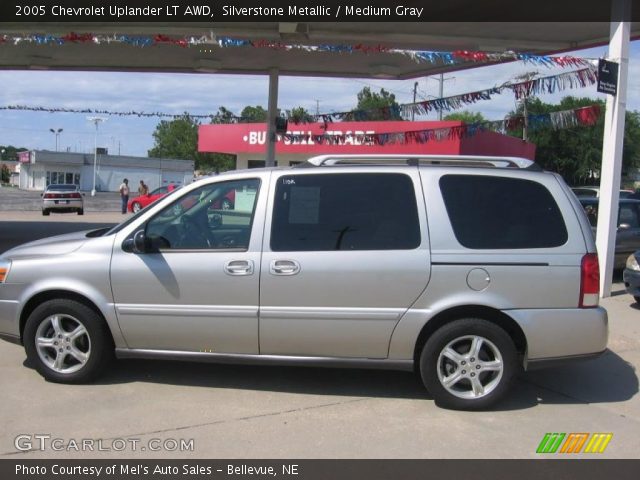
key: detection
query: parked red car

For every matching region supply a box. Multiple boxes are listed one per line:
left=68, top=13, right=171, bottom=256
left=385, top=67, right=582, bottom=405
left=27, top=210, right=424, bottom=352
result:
left=128, top=184, right=177, bottom=213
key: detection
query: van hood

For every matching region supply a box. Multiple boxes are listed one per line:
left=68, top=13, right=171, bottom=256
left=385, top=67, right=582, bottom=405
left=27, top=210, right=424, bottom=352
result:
left=0, top=230, right=94, bottom=260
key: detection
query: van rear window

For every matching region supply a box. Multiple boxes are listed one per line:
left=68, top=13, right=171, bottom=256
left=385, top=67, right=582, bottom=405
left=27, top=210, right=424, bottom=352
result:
left=440, top=175, right=568, bottom=249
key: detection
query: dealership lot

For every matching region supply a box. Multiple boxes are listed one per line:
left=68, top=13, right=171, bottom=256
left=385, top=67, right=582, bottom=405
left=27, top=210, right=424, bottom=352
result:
left=0, top=200, right=638, bottom=459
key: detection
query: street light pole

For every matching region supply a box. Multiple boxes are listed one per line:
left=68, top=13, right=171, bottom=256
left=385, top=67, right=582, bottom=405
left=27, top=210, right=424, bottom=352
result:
left=49, top=128, right=63, bottom=151
left=87, top=117, right=106, bottom=196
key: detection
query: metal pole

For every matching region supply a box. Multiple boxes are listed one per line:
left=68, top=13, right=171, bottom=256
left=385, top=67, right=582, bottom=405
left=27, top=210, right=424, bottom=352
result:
left=49, top=128, right=62, bottom=151
left=522, top=99, right=529, bottom=142
left=92, top=123, right=98, bottom=196
left=596, top=0, right=630, bottom=297
left=87, top=117, right=105, bottom=196
left=438, top=74, right=444, bottom=121
left=412, top=81, right=418, bottom=121
left=265, top=68, right=279, bottom=168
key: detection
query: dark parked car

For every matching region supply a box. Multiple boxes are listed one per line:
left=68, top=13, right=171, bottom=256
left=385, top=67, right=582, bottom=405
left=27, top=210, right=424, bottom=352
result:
left=623, top=251, right=640, bottom=304
left=578, top=197, right=640, bottom=269
left=571, top=186, right=635, bottom=198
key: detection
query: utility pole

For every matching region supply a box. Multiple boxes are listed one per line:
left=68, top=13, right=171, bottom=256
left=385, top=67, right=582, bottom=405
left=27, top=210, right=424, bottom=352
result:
left=513, top=71, right=539, bottom=142
left=431, top=74, right=455, bottom=121
left=87, top=117, right=106, bottom=196
left=314, top=99, right=320, bottom=116
left=411, top=81, right=418, bottom=121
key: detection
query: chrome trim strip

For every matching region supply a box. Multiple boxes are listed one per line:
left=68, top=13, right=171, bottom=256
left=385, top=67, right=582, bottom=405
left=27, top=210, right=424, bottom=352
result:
left=432, top=262, right=550, bottom=267
left=115, top=304, right=258, bottom=317
left=115, top=348, right=414, bottom=371
left=259, top=306, right=404, bottom=321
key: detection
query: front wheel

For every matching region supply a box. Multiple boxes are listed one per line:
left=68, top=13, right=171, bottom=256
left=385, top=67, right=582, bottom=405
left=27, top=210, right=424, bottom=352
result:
left=419, top=318, right=518, bottom=410
left=131, top=202, right=142, bottom=213
left=23, top=299, right=113, bottom=383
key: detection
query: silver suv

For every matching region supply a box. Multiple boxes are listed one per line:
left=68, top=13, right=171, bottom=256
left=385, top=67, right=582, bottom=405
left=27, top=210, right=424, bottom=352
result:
left=0, top=155, right=608, bottom=410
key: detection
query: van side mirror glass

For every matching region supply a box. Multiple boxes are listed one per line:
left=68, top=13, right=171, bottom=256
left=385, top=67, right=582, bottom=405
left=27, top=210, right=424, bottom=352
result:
left=133, top=230, right=147, bottom=253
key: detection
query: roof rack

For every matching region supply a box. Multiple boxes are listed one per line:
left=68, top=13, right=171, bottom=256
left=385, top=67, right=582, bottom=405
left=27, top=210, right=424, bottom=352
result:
left=303, top=154, right=541, bottom=171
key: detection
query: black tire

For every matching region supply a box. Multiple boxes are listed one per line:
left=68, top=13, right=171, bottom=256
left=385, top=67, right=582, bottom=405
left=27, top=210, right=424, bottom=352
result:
left=132, top=202, right=142, bottom=213
left=42, top=209, right=50, bottom=216
left=77, top=209, right=84, bottom=215
left=635, top=296, right=640, bottom=305
left=419, top=318, right=519, bottom=410
left=23, top=299, right=114, bottom=383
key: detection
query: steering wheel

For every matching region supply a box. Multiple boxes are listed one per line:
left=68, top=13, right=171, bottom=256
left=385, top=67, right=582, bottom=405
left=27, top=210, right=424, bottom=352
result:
left=178, top=214, right=215, bottom=248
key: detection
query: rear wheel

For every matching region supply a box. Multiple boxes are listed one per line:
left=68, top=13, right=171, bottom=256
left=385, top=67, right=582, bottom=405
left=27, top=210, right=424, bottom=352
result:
left=23, top=299, right=113, bottom=383
left=77, top=209, right=84, bottom=215
left=42, top=209, right=50, bottom=216
left=419, top=318, right=518, bottom=410
left=635, top=296, right=640, bottom=305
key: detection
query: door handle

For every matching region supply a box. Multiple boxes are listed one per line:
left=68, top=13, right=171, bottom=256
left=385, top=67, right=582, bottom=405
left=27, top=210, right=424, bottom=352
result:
left=270, top=259, right=301, bottom=276
left=224, top=260, right=254, bottom=276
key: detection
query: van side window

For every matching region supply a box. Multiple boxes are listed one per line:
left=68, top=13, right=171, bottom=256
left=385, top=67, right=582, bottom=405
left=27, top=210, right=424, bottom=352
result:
left=271, top=173, right=421, bottom=251
left=146, top=179, right=260, bottom=250
left=440, top=175, right=568, bottom=249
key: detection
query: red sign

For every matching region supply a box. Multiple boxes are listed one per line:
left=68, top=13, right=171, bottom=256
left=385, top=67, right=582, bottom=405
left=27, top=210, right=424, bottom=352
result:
left=198, top=121, right=535, bottom=159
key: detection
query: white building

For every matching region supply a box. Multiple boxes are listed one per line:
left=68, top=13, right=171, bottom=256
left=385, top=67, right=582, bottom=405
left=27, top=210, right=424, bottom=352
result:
left=18, top=150, right=194, bottom=192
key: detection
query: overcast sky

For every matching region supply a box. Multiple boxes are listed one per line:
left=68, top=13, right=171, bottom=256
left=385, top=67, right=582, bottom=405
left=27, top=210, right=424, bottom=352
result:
left=0, top=41, right=638, bottom=157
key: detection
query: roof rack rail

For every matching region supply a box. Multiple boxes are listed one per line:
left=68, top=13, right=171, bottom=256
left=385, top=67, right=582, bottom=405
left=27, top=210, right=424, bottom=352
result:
left=304, top=154, right=541, bottom=171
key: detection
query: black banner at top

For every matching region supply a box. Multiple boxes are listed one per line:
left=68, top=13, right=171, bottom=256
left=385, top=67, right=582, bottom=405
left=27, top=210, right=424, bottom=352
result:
left=0, top=0, right=638, bottom=22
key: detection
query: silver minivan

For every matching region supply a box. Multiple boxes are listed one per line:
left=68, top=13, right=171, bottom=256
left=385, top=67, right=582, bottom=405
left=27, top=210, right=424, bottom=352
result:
left=0, top=155, right=608, bottom=410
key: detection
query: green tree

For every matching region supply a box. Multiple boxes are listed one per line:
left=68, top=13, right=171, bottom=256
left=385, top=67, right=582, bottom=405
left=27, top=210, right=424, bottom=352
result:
left=353, top=87, right=402, bottom=120
left=286, top=106, right=315, bottom=123
left=240, top=105, right=268, bottom=123
left=0, top=145, right=28, bottom=162
left=210, top=106, right=237, bottom=124
left=507, top=96, right=640, bottom=185
left=1, top=164, right=10, bottom=184
left=444, top=111, right=487, bottom=124
left=148, top=114, right=234, bottom=172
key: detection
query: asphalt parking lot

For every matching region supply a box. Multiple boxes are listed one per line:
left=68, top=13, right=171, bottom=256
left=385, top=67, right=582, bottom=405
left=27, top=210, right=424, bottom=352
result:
left=0, top=188, right=638, bottom=459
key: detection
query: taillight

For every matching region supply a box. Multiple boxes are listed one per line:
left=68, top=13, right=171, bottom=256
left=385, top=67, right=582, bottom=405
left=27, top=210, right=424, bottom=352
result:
left=70, top=192, right=81, bottom=198
left=579, top=253, right=600, bottom=308
left=43, top=193, right=53, bottom=199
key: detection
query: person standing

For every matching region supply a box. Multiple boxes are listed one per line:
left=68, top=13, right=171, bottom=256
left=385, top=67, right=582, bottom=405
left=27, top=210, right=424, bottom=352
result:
left=138, top=180, right=149, bottom=196
left=119, top=178, right=130, bottom=214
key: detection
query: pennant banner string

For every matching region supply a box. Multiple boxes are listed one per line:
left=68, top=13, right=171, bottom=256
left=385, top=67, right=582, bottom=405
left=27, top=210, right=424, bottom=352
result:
left=0, top=67, right=598, bottom=123
left=279, top=105, right=602, bottom=146
left=302, top=67, right=598, bottom=124
left=0, top=31, right=592, bottom=69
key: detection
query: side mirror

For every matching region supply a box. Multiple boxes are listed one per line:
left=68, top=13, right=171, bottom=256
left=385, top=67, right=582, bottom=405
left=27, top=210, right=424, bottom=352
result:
left=123, top=230, right=149, bottom=254
left=133, top=230, right=147, bottom=253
